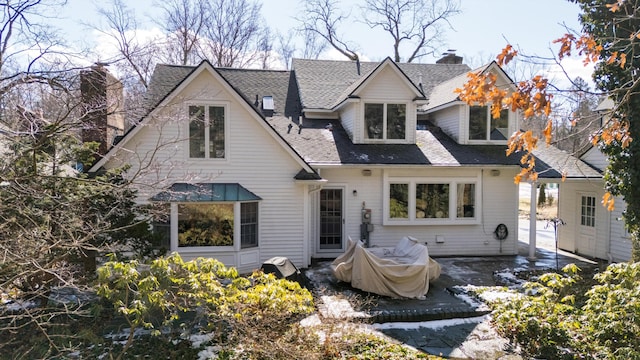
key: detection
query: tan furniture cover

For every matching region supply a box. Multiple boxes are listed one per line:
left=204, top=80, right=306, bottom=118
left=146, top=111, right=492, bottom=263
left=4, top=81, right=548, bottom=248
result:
left=331, top=236, right=441, bottom=299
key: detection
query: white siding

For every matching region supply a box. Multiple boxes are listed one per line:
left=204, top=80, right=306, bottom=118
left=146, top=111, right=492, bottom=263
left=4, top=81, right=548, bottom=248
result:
left=609, top=196, right=631, bottom=262
left=581, top=147, right=608, bottom=171
left=358, top=67, right=416, bottom=100
left=430, top=105, right=462, bottom=142
left=557, top=180, right=609, bottom=260
left=103, top=69, right=308, bottom=273
left=315, top=166, right=520, bottom=257
left=339, top=103, right=357, bottom=140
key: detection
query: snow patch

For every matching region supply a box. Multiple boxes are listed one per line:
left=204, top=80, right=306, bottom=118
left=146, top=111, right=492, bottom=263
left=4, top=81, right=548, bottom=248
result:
left=372, top=315, right=488, bottom=331
left=319, top=295, right=369, bottom=319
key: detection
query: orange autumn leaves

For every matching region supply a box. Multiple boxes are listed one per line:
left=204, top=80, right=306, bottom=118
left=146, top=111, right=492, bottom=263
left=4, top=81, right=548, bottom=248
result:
left=456, top=3, right=630, bottom=210
left=455, top=44, right=554, bottom=184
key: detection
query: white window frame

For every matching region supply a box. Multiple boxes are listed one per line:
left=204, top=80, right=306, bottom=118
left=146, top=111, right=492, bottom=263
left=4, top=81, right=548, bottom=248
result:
left=383, top=176, right=481, bottom=225
left=363, top=101, right=408, bottom=142
left=467, top=104, right=510, bottom=143
left=186, top=102, right=229, bottom=160
left=170, top=200, right=259, bottom=253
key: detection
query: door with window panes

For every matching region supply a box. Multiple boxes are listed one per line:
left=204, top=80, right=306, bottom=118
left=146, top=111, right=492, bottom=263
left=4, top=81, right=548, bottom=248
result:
left=319, top=188, right=344, bottom=251
left=578, top=193, right=597, bottom=257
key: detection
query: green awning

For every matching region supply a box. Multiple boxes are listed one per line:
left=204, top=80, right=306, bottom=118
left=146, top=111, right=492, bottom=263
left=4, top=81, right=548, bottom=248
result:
left=151, top=183, right=261, bottom=202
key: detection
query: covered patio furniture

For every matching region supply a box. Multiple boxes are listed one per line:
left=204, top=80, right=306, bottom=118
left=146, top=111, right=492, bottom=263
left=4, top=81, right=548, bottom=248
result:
left=331, top=236, right=441, bottom=299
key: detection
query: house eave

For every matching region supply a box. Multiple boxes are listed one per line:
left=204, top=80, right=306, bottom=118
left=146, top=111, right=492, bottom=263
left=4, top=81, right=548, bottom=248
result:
left=423, top=100, right=464, bottom=114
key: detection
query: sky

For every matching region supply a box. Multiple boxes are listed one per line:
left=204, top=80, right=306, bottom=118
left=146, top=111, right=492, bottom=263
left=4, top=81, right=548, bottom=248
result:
left=53, top=0, right=592, bottom=83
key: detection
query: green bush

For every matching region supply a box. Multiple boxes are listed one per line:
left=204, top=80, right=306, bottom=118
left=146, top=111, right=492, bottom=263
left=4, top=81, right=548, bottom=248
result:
left=491, top=262, right=640, bottom=360
left=96, top=253, right=314, bottom=359
left=579, top=262, right=640, bottom=358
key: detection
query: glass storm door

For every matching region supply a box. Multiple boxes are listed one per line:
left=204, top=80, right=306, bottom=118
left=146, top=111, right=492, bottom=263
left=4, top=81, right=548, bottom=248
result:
left=319, top=188, right=343, bottom=250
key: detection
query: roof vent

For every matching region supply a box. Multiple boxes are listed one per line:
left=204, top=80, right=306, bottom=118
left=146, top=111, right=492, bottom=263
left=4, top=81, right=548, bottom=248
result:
left=262, top=96, right=274, bottom=111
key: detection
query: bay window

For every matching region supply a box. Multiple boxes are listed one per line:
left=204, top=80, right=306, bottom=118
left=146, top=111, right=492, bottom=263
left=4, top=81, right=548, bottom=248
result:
left=151, top=183, right=260, bottom=250
left=177, top=202, right=259, bottom=248
left=364, top=102, right=406, bottom=140
left=385, top=178, right=479, bottom=224
left=468, top=105, right=508, bottom=141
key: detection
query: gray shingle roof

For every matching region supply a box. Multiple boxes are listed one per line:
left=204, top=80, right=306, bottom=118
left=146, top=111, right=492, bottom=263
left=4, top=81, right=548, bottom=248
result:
left=266, top=116, right=521, bottom=166
left=144, top=64, right=301, bottom=118
left=532, top=145, right=602, bottom=179
left=136, top=59, right=600, bottom=178
left=291, top=58, right=470, bottom=110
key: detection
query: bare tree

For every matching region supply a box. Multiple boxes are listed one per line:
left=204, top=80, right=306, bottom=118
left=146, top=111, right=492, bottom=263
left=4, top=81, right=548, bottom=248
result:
left=276, top=30, right=296, bottom=69
left=302, top=29, right=329, bottom=60
left=93, top=0, right=158, bottom=89
left=300, top=0, right=359, bottom=61
left=201, top=0, right=266, bottom=68
left=257, top=27, right=274, bottom=69
left=155, top=0, right=207, bottom=66
left=0, top=0, right=78, bottom=104
left=362, top=0, right=460, bottom=62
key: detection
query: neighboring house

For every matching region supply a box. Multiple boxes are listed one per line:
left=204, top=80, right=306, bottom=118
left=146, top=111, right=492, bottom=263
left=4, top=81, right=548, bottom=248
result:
left=555, top=98, right=631, bottom=262
left=86, top=55, right=598, bottom=273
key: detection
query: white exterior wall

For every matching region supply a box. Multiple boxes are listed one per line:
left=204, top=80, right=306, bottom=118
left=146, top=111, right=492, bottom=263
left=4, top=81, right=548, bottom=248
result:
left=609, top=196, right=631, bottom=262
left=314, top=166, right=520, bottom=257
left=578, top=147, right=631, bottom=262
left=339, top=102, right=357, bottom=140
left=557, top=180, right=609, bottom=260
left=430, top=105, right=462, bottom=142
left=103, top=69, right=308, bottom=273
left=581, top=147, right=608, bottom=171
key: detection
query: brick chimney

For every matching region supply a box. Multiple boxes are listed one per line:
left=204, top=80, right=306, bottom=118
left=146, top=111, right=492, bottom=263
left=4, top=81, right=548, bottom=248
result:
left=80, top=64, right=125, bottom=158
left=436, top=50, right=463, bottom=64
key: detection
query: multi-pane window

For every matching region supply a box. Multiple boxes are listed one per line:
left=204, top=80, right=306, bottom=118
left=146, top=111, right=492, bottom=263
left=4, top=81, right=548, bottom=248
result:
left=189, top=105, right=225, bottom=158
left=389, top=183, right=409, bottom=218
left=177, top=202, right=258, bottom=248
left=456, top=183, right=476, bottom=218
left=416, top=183, right=449, bottom=219
left=469, top=105, right=508, bottom=141
left=386, top=179, right=478, bottom=223
left=364, top=103, right=406, bottom=140
left=581, top=195, right=596, bottom=227
left=240, top=202, right=258, bottom=248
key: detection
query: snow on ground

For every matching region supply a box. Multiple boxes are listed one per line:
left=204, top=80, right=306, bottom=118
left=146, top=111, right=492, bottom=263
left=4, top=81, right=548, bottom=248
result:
left=372, top=315, right=489, bottom=331
left=318, top=295, right=369, bottom=319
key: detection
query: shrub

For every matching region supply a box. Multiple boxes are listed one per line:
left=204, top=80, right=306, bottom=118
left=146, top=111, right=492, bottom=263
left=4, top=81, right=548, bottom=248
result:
left=579, top=262, right=640, bottom=359
left=96, top=253, right=314, bottom=359
left=491, top=262, right=640, bottom=360
left=491, top=264, right=582, bottom=359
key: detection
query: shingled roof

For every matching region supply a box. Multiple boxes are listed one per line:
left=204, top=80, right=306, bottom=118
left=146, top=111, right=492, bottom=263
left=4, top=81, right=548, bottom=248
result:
left=131, top=59, right=600, bottom=178
left=265, top=116, right=522, bottom=166
left=144, top=64, right=301, bottom=119
left=291, top=58, right=470, bottom=110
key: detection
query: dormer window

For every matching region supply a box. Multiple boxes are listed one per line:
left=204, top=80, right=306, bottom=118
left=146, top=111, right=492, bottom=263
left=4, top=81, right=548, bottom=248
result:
left=365, top=103, right=406, bottom=140
left=469, top=105, right=508, bottom=141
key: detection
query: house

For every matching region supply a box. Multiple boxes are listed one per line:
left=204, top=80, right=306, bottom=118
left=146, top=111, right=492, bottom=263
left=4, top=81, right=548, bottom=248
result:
left=554, top=98, right=631, bottom=262
left=86, top=55, right=599, bottom=273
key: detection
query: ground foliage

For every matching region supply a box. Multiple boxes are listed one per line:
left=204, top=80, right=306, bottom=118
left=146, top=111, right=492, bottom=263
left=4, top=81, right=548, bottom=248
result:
left=489, top=262, right=640, bottom=359
left=1, top=253, right=441, bottom=359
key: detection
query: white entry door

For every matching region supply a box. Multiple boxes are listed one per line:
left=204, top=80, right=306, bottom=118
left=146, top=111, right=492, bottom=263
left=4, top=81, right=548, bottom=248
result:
left=577, top=193, right=597, bottom=257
